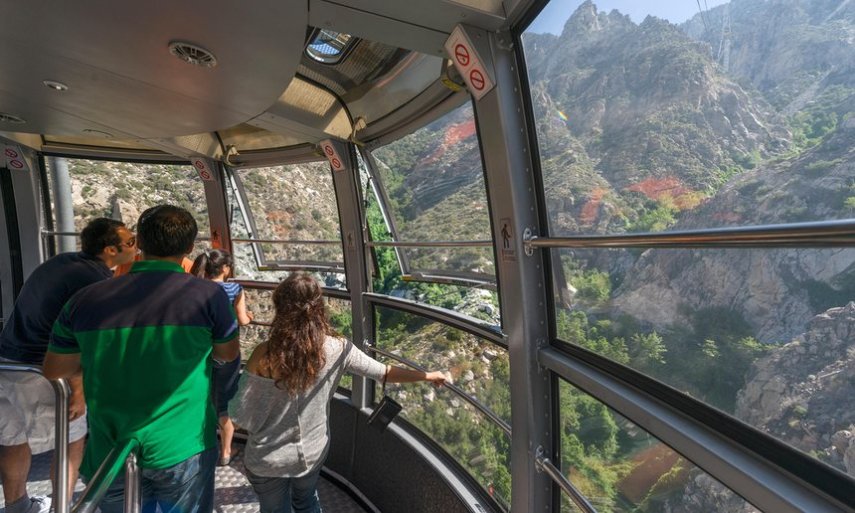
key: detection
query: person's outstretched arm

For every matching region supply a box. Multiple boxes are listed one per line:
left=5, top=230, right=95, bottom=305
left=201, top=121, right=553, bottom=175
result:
left=385, top=366, right=448, bottom=387
left=234, top=290, right=254, bottom=326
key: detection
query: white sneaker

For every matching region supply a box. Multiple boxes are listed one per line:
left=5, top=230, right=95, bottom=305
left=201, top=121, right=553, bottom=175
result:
left=24, top=497, right=51, bottom=513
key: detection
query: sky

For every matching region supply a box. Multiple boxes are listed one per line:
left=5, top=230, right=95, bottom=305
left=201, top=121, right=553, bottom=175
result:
left=526, top=0, right=730, bottom=34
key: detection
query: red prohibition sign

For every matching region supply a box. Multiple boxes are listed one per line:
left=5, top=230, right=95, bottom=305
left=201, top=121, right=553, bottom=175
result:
left=330, top=158, right=341, bottom=169
left=454, top=44, right=470, bottom=67
left=5, top=148, right=18, bottom=158
left=9, top=159, right=24, bottom=169
left=469, top=69, right=486, bottom=91
left=199, top=170, right=211, bottom=179
left=324, top=145, right=334, bottom=156
left=194, top=160, right=204, bottom=169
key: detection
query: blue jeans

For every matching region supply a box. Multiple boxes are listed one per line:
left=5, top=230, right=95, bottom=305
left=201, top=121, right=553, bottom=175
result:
left=246, top=467, right=323, bottom=513
left=98, top=447, right=217, bottom=513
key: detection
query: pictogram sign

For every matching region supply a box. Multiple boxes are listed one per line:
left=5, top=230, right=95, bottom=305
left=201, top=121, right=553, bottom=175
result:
left=193, top=158, right=214, bottom=181
left=444, top=25, right=495, bottom=101
left=4, top=144, right=29, bottom=172
left=320, top=140, right=346, bottom=172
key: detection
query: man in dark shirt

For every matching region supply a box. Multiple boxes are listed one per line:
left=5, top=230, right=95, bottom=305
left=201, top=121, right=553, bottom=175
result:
left=0, top=218, right=136, bottom=513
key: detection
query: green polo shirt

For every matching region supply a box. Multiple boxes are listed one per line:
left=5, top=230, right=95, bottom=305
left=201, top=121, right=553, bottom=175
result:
left=49, top=260, right=238, bottom=475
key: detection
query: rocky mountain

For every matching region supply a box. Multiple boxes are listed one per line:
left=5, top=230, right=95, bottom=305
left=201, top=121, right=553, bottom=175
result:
left=665, top=301, right=855, bottom=512
left=523, top=1, right=791, bottom=235
left=612, top=120, right=855, bottom=343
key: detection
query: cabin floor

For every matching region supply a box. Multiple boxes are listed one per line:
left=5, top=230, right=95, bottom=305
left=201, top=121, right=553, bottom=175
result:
left=0, top=447, right=371, bottom=512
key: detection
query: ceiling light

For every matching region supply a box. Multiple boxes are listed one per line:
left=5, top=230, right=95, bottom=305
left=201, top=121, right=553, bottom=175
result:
left=168, top=41, right=217, bottom=68
left=82, top=129, right=113, bottom=139
left=43, top=80, right=69, bottom=91
left=0, top=112, right=26, bottom=124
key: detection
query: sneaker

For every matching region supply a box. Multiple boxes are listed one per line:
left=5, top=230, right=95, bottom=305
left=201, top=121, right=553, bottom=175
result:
left=24, top=497, right=52, bottom=513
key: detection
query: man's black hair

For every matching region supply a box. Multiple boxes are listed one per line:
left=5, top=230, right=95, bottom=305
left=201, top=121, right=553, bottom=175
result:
left=80, top=218, right=125, bottom=255
left=137, top=205, right=198, bottom=257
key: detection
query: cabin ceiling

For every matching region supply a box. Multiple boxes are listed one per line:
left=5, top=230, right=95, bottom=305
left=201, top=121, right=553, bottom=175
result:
left=0, top=0, right=523, bottom=162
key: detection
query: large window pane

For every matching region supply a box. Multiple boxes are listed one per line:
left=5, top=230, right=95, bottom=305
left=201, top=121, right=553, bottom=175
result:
left=552, top=246, right=855, bottom=477
left=370, top=102, right=494, bottom=280
left=557, top=379, right=758, bottom=512
left=522, top=1, right=854, bottom=236
left=47, top=158, right=210, bottom=240
left=375, top=306, right=510, bottom=506
left=229, top=162, right=344, bottom=284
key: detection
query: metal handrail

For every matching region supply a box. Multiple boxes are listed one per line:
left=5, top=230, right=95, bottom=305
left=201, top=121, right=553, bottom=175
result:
left=367, top=240, right=492, bottom=248
left=366, top=343, right=512, bottom=437
left=0, top=364, right=70, bottom=513
left=525, top=219, right=855, bottom=250
left=534, top=447, right=597, bottom=513
left=0, top=363, right=141, bottom=513
left=365, top=293, right=506, bottom=347
left=232, top=238, right=341, bottom=245
left=72, top=439, right=140, bottom=513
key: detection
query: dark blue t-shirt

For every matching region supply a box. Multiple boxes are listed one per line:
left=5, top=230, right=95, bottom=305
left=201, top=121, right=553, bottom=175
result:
left=0, top=251, right=112, bottom=364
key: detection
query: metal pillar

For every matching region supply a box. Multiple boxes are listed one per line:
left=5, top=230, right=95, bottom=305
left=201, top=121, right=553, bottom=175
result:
left=463, top=26, right=554, bottom=512
left=325, top=140, right=373, bottom=410
left=48, top=157, right=76, bottom=252
left=194, top=159, right=232, bottom=251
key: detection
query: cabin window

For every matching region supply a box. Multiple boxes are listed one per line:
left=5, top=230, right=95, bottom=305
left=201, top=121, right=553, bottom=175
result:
left=43, top=158, right=210, bottom=252
left=556, top=378, right=756, bottom=512
left=366, top=101, right=495, bottom=291
left=227, top=161, right=344, bottom=284
left=374, top=306, right=511, bottom=508
left=522, top=0, right=855, bottom=475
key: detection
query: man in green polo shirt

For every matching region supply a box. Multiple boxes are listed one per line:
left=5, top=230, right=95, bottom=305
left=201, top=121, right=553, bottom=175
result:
left=43, top=205, right=240, bottom=513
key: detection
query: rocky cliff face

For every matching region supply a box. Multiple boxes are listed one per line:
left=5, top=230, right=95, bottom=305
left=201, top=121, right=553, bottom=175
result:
left=612, top=120, right=855, bottom=343
left=736, top=302, right=855, bottom=475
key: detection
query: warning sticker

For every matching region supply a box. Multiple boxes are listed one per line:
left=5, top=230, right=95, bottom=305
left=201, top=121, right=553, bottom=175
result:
left=193, top=159, right=214, bottom=181
left=320, top=140, right=346, bottom=172
left=444, top=25, right=495, bottom=101
left=4, top=144, right=29, bottom=172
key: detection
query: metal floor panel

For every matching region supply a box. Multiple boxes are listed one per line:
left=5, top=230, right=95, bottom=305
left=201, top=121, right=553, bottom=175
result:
left=0, top=449, right=370, bottom=513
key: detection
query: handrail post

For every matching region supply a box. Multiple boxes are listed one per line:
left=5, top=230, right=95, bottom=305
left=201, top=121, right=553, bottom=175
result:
left=50, top=378, right=71, bottom=513
left=123, top=453, right=140, bottom=513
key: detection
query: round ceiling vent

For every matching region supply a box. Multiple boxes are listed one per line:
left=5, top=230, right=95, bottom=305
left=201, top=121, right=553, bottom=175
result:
left=168, top=41, right=217, bottom=68
left=0, top=112, right=26, bottom=124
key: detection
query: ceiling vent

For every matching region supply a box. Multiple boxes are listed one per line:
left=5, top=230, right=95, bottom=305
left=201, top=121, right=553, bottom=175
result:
left=168, top=41, right=218, bottom=68
left=0, top=112, right=26, bottom=124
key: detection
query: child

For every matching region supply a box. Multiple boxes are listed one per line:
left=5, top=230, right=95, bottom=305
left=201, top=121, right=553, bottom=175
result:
left=190, top=249, right=253, bottom=466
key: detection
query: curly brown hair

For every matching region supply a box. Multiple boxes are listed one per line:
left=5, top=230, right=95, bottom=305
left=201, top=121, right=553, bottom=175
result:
left=261, top=273, right=334, bottom=394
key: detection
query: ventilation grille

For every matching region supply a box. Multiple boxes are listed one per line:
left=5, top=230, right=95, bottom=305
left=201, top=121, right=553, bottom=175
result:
left=168, top=41, right=217, bottom=68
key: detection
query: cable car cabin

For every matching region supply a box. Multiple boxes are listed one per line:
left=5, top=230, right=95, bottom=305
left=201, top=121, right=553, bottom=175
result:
left=1, top=0, right=854, bottom=512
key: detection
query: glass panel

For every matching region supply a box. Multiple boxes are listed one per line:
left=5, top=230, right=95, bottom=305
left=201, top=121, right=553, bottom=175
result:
left=370, top=101, right=494, bottom=280
left=375, top=306, right=511, bottom=506
left=557, top=378, right=758, bottom=512
left=522, top=1, right=854, bottom=236
left=362, top=156, right=500, bottom=316
left=229, top=162, right=344, bottom=283
left=47, top=158, right=210, bottom=237
left=552, top=246, right=855, bottom=474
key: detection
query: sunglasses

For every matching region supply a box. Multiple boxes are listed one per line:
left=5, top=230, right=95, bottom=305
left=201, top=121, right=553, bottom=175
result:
left=117, top=236, right=137, bottom=248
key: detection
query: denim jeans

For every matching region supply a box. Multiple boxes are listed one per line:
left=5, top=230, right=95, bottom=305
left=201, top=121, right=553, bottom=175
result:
left=98, top=447, right=217, bottom=513
left=246, top=467, right=323, bottom=513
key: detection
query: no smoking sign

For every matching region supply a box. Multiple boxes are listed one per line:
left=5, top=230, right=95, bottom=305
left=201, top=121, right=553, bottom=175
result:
left=444, top=25, right=495, bottom=101
left=319, top=140, right=346, bottom=172
left=4, top=144, right=29, bottom=172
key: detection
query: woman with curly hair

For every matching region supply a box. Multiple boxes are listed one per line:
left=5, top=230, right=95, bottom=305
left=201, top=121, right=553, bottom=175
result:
left=230, top=272, right=447, bottom=513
